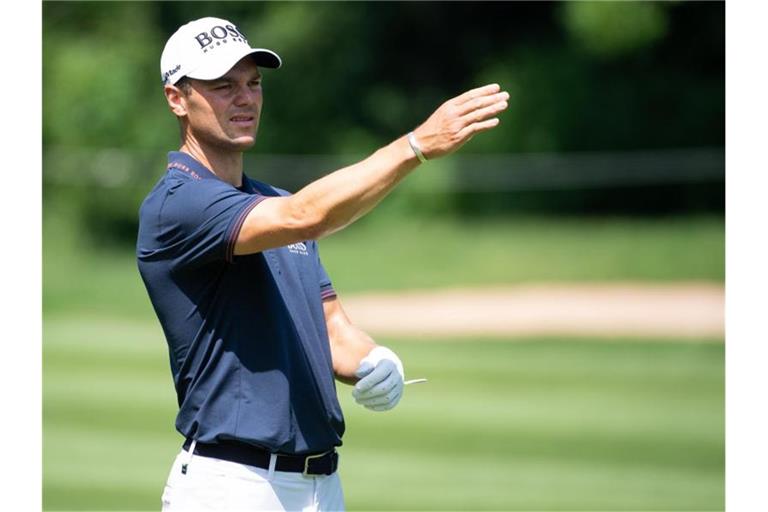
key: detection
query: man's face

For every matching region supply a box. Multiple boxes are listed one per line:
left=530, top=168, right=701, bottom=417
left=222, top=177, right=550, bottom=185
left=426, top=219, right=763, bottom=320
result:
left=178, top=56, right=264, bottom=151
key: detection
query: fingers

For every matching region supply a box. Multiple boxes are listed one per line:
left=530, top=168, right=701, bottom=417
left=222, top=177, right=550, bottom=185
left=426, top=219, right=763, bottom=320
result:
left=368, top=403, right=397, bottom=412
left=355, top=374, right=403, bottom=410
left=456, top=117, right=501, bottom=141
left=354, top=360, right=395, bottom=394
left=354, top=361, right=374, bottom=379
left=413, top=83, right=507, bottom=160
left=448, top=96, right=507, bottom=150
left=352, top=367, right=400, bottom=401
left=461, top=97, right=508, bottom=125
left=356, top=386, right=401, bottom=407
left=352, top=358, right=405, bottom=411
left=449, top=85, right=508, bottom=146
left=357, top=388, right=403, bottom=411
left=456, top=91, right=509, bottom=117
left=453, top=83, right=501, bottom=106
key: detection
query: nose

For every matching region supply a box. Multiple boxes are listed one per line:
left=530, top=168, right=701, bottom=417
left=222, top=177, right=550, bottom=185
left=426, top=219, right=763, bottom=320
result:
left=233, top=83, right=261, bottom=107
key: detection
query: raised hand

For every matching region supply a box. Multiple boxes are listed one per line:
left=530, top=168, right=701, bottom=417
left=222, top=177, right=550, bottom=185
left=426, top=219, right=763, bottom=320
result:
left=412, top=83, right=509, bottom=160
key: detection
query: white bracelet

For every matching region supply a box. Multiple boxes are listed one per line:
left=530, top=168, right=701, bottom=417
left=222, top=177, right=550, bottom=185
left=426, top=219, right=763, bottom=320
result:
left=407, top=131, right=428, bottom=163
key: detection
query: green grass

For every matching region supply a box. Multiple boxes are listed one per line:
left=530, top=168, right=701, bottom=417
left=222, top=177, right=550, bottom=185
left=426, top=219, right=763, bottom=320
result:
left=341, top=339, right=723, bottom=511
left=43, top=215, right=724, bottom=318
left=321, top=215, right=725, bottom=292
left=43, top=313, right=724, bottom=511
left=42, top=215, right=724, bottom=510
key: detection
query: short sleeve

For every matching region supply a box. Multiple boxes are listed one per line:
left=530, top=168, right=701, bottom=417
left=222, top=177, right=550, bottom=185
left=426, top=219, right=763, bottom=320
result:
left=312, top=241, right=337, bottom=301
left=159, top=179, right=265, bottom=270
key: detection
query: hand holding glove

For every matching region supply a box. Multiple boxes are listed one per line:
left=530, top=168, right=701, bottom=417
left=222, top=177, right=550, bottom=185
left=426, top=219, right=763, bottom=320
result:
left=352, top=346, right=404, bottom=412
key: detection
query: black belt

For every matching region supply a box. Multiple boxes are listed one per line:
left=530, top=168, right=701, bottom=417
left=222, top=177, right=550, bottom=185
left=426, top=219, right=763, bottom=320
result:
left=182, top=439, right=338, bottom=476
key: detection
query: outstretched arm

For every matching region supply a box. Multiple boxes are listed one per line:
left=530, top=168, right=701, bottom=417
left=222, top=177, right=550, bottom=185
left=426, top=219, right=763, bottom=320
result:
left=235, top=84, right=509, bottom=255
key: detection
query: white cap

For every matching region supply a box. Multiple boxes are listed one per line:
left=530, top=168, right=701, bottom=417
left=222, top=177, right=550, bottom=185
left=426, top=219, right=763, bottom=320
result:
left=160, top=17, right=281, bottom=85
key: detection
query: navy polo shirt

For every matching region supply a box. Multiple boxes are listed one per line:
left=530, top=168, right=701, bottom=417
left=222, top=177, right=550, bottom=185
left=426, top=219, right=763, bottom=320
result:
left=136, top=151, right=344, bottom=454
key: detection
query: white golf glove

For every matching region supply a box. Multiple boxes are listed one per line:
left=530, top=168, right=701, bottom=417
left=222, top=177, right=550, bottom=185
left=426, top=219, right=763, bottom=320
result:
left=352, top=346, right=404, bottom=411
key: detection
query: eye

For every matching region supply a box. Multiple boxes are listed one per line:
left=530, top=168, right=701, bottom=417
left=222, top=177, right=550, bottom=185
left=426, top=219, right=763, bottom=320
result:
left=214, top=83, right=231, bottom=91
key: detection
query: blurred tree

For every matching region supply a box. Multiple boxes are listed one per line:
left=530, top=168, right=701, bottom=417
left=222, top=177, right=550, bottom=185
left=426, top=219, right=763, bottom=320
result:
left=43, top=3, right=174, bottom=149
left=43, top=1, right=724, bottom=154
left=42, top=1, right=724, bottom=247
left=561, top=1, right=669, bottom=59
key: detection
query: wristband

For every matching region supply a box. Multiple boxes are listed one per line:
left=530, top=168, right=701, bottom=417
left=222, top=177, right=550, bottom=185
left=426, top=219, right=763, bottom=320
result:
left=407, top=131, right=428, bottom=163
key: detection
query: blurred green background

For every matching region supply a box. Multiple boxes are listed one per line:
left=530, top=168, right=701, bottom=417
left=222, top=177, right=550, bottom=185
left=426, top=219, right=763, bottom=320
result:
left=43, top=1, right=724, bottom=511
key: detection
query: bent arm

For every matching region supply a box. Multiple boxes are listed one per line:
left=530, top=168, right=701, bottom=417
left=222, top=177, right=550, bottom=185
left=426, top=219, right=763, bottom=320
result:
left=234, top=83, right=509, bottom=256
left=322, top=295, right=378, bottom=385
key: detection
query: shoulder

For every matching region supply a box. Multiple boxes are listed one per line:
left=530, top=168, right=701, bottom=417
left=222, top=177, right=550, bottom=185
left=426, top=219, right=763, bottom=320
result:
left=144, top=167, right=227, bottom=199
left=165, top=170, right=245, bottom=208
left=245, top=176, right=292, bottom=198
left=143, top=171, right=248, bottom=229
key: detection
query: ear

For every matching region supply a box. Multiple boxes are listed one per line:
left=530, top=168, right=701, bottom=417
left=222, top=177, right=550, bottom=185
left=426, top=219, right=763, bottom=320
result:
left=164, top=84, right=188, bottom=117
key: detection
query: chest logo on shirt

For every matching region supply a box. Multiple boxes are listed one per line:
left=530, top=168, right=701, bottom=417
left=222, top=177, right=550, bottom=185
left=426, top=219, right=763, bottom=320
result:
left=287, top=242, right=309, bottom=256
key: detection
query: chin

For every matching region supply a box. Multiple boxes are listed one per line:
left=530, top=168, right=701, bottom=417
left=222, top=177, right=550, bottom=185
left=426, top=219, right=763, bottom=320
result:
left=229, top=136, right=257, bottom=150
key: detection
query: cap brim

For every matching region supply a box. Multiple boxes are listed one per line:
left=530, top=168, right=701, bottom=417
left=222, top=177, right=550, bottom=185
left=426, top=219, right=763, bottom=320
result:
left=248, top=48, right=281, bottom=69
left=186, top=46, right=282, bottom=81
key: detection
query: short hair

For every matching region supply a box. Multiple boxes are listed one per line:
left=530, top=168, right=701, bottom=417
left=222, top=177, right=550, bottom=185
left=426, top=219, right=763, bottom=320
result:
left=176, top=76, right=192, bottom=96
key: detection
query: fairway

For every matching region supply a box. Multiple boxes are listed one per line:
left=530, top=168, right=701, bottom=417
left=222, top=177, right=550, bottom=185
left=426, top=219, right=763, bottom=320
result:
left=42, top=216, right=725, bottom=319
left=42, top=215, right=724, bottom=510
left=40, top=2, right=727, bottom=508
left=43, top=315, right=723, bottom=511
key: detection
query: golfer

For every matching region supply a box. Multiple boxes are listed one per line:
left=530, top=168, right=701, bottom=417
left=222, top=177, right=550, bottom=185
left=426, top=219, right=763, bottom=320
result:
left=136, top=16, right=508, bottom=511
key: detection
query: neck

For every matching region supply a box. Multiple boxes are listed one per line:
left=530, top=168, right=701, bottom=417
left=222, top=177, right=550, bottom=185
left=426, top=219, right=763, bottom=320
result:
left=180, top=137, right=244, bottom=188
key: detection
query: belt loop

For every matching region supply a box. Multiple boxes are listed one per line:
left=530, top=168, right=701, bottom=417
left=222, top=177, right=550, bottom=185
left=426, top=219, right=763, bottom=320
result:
left=182, top=439, right=197, bottom=475
left=267, top=453, right=277, bottom=481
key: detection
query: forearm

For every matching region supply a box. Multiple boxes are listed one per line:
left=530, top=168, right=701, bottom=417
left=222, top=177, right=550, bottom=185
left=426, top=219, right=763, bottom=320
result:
left=323, top=297, right=405, bottom=411
left=235, top=83, right=507, bottom=255
left=292, top=135, right=420, bottom=239
left=323, top=297, right=378, bottom=384
left=330, top=324, right=377, bottom=385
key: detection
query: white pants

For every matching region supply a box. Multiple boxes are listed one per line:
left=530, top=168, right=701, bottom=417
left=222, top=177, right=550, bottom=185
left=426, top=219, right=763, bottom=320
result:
left=161, top=448, right=345, bottom=512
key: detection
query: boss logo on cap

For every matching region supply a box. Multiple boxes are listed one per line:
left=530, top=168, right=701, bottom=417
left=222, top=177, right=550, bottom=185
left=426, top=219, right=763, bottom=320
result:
left=195, top=24, right=248, bottom=52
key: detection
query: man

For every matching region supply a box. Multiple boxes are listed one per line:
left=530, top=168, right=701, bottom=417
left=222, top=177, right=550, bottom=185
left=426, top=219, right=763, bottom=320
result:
left=137, top=16, right=508, bottom=512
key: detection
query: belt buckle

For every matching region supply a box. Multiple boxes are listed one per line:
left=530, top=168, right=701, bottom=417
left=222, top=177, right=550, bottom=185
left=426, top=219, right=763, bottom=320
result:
left=302, top=450, right=329, bottom=476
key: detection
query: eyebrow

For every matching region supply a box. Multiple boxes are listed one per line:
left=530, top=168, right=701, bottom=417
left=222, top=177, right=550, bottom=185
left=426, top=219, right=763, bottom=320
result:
left=211, top=74, right=262, bottom=84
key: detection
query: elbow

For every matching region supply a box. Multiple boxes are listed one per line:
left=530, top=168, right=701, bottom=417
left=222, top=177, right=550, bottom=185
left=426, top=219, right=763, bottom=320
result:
left=286, top=200, right=328, bottom=241
left=300, top=220, right=326, bottom=241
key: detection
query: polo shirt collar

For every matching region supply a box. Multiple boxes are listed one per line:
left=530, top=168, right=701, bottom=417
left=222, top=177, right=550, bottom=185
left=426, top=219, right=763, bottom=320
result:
left=167, top=151, right=257, bottom=193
